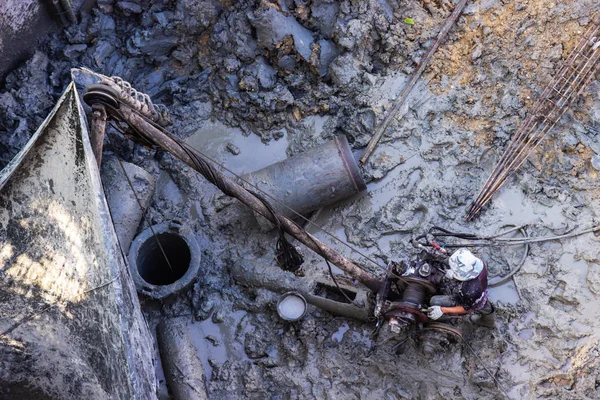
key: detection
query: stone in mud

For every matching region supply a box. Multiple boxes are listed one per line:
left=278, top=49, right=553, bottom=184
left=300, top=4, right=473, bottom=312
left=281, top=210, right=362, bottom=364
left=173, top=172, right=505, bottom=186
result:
left=314, top=39, right=339, bottom=77
left=175, top=0, right=219, bottom=32
left=117, top=1, right=143, bottom=15
left=256, top=57, right=277, bottom=89
left=329, top=53, right=360, bottom=86
left=310, top=1, right=339, bottom=38
left=93, top=40, right=116, bottom=66
left=244, top=332, right=268, bottom=359
left=226, top=142, right=241, bottom=155
left=251, top=7, right=314, bottom=62
left=140, top=35, right=180, bottom=59
left=277, top=55, right=297, bottom=72
left=591, top=154, right=600, bottom=172
left=95, top=13, right=117, bottom=36
left=63, top=44, right=88, bottom=59
left=153, top=11, right=173, bottom=27
left=335, top=19, right=371, bottom=51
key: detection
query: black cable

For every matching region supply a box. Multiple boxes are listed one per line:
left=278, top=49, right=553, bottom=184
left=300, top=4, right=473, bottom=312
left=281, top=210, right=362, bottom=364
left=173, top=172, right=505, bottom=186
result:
left=249, top=190, right=304, bottom=274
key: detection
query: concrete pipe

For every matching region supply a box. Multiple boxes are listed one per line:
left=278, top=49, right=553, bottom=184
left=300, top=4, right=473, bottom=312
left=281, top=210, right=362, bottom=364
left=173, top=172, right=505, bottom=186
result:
left=101, top=155, right=155, bottom=252
left=232, top=261, right=372, bottom=321
left=128, top=222, right=201, bottom=299
left=243, top=136, right=366, bottom=228
left=157, top=318, right=208, bottom=400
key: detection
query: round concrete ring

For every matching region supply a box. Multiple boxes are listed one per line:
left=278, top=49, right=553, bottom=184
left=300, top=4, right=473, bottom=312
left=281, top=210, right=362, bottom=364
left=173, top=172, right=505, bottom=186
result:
left=128, top=222, right=201, bottom=300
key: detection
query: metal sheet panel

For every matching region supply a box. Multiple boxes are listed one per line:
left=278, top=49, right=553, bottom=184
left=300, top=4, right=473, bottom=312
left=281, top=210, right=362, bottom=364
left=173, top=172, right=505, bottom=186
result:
left=0, top=83, right=156, bottom=399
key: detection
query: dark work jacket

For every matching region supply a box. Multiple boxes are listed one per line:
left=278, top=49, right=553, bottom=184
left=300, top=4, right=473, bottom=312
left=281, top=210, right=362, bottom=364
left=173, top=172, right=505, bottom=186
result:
left=455, top=265, right=488, bottom=311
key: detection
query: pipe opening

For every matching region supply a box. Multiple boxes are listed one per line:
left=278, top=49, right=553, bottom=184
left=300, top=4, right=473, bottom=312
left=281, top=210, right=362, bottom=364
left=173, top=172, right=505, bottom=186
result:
left=136, top=233, right=191, bottom=285
left=314, top=282, right=357, bottom=304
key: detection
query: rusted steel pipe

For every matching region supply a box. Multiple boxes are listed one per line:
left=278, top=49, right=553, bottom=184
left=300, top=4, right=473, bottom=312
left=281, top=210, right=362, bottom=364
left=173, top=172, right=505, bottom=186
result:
left=90, top=103, right=107, bottom=167
left=118, top=106, right=382, bottom=292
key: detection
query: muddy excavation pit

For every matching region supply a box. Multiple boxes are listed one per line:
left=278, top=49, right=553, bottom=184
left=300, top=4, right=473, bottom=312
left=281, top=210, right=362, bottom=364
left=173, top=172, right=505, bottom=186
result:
left=2, top=0, right=600, bottom=399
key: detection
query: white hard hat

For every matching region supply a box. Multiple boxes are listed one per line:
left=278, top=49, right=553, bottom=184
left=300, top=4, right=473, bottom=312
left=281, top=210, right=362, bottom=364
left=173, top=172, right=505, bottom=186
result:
left=448, top=248, right=483, bottom=281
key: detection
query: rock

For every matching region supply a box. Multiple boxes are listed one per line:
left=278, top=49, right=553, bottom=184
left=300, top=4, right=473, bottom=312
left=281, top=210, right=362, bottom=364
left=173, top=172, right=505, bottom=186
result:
left=336, top=19, right=370, bottom=51
left=277, top=55, right=297, bottom=72
left=63, top=44, right=88, bottom=59
left=93, top=41, right=116, bottom=66
left=140, top=35, right=179, bottom=59
left=256, top=57, right=276, bottom=89
left=117, top=1, right=143, bottom=15
left=548, top=43, right=564, bottom=61
left=244, top=332, right=268, bottom=359
left=471, top=43, right=483, bottom=61
left=226, top=142, right=241, bottom=155
left=223, top=55, right=241, bottom=73
left=175, top=0, right=219, bottom=32
left=153, top=11, right=174, bottom=27
left=591, top=154, right=600, bottom=171
left=250, top=7, right=314, bottom=62
left=311, top=2, right=339, bottom=37
left=315, top=39, right=339, bottom=77
left=329, top=53, right=360, bottom=86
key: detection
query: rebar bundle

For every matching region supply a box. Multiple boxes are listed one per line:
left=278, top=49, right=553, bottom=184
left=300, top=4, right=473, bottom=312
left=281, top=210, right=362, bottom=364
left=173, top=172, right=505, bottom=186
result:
left=466, top=15, right=600, bottom=221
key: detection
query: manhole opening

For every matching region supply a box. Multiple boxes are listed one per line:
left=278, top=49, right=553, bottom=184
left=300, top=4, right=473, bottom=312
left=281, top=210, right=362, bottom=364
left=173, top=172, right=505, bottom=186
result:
left=136, top=232, right=191, bottom=286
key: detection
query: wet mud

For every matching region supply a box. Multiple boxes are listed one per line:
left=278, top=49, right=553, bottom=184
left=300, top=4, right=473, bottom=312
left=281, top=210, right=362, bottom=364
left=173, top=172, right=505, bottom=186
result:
left=2, top=0, right=600, bottom=399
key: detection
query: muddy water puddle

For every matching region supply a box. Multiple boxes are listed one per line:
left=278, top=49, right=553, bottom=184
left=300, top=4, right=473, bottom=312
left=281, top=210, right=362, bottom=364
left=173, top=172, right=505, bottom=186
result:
left=186, top=120, right=289, bottom=175
left=488, top=281, right=521, bottom=305
left=188, top=310, right=251, bottom=381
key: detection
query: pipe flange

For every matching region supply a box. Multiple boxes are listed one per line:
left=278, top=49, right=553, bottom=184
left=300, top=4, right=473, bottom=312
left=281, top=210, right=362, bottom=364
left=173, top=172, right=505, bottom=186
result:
left=128, top=222, right=201, bottom=300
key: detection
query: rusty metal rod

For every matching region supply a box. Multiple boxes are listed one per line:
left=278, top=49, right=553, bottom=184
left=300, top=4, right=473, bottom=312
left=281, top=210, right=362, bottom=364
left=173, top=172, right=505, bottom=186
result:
left=466, top=15, right=600, bottom=220
left=118, top=106, right=382, bottom=292
left=360, top=0, right=468, bottom=165
left=467, top=48, right=600, bottom=219
left=90, top=104, right=107, bottom=167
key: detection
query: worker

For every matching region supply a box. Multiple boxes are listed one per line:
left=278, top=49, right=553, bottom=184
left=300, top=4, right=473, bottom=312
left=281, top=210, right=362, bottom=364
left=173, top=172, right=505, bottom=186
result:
left=427, top=248, right=493, bottom=321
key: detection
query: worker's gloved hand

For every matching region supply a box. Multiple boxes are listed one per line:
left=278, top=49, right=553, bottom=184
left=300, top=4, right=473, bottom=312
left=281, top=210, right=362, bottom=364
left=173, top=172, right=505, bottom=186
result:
left=427, top=306, right=444, bottom=320
left=445, top=269, right=454, bottom=279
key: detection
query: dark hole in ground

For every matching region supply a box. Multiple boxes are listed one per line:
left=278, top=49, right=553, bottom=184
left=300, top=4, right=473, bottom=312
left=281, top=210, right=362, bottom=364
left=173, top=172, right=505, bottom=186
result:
left=314, top=282, right=357, bottom=303
left=136, top=232, right=191, bottom=285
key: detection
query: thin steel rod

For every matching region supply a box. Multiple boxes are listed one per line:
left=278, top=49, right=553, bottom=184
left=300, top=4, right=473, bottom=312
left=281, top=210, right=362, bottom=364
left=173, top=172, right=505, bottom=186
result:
left=469, top=24, right=600, bottom=215
left=359, top=0, right=468, bottom=165
left=468, top=20, right=600, bottom=215
left=471, top=56, right=600, bottom=215
left=469, top=50, right=600, bottom=217
left=466, top=16, right=600, bottom=220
